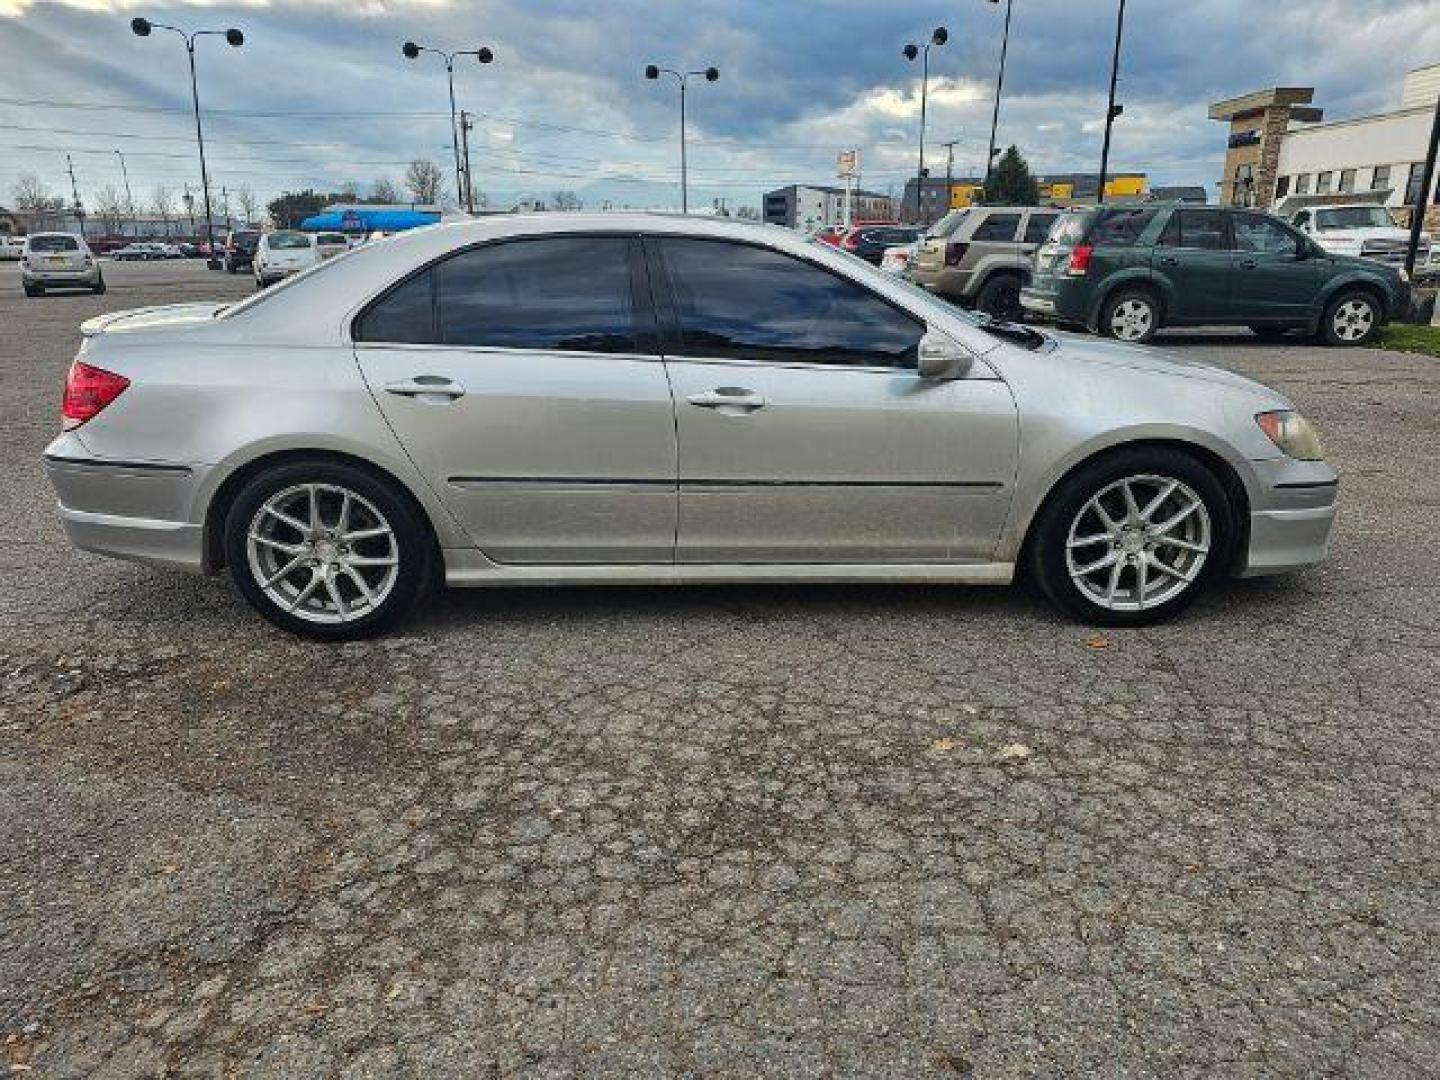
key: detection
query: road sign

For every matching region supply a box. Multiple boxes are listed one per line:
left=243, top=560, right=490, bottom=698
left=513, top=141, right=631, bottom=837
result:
left=837, top=149, right=859, bottom=179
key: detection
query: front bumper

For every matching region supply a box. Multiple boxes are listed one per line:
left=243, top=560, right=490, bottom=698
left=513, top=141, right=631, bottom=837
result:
left=1236, top=458, right=1339, bottom=577
left=44, top=446, right=208, bottom=573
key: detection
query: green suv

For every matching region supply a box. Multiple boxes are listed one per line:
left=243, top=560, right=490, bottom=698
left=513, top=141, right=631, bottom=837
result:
left=1020, top=203, right=1409, bottom=347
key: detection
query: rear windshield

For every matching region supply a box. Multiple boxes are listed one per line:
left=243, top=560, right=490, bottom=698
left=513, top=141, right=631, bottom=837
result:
left=29, top=235, right=80, bottom=252
left=1315, top=206, right=1396, bottom=230
left=1086, top=208, right=1157, bottom=247
left=926, top=210, right=970, bottom=239
left=1047, top=213, right=1090, bottom=246
left=230, top=231, right=259, bottom=247
left=317, top=233, right=348, bottom=245
left=268, top=232, right=312, bottom=250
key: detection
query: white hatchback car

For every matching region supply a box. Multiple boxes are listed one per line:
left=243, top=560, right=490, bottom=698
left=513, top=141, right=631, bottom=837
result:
left=21, top=233, right=104, bottom=296
left=254, top=230, right=321, bottom=287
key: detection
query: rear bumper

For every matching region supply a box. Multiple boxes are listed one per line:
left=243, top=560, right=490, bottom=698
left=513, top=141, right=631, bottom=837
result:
left=1021, top=280, right=1089, bottom=323
left=44, top=448, right=208, bottom=573
left=22, top=267, right=101, bottom=286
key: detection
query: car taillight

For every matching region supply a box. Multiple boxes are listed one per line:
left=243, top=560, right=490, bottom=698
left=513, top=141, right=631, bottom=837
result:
left=945, top=242, right=969, bottom=267
left=1065, top=244, right=1094, bottom=276
left=61, top=361, right=129, bottom=430
left=842, top=232, right=860, bottom=250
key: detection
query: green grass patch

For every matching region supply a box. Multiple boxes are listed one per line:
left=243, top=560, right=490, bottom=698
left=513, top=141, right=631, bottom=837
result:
left=1377, top=323, right=1440, bottom=358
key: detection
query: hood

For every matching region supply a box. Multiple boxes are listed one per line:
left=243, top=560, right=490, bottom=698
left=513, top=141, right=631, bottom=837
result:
left=1044, top=328, right=1286, bottom=400
left=1315, top=226, right=1428, bottom=249
left=80, top=302, right=229, bottom=337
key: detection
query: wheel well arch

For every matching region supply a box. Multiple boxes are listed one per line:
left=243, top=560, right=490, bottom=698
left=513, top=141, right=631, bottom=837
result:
left=1318, top=277, right=1390, bottom=320
left=202, top=447, right=442, bottom=573
left=1015, top=437, right=1251, bottom=577
left=1091, top=275, right=1166, bottom=327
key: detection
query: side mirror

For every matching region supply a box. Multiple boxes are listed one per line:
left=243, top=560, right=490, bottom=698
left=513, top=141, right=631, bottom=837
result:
left=917, top=331, right=971, bottom=379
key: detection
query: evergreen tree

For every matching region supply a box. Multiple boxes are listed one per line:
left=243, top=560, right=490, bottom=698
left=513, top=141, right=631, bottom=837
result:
left=985, top=145, right=1039, bottom=206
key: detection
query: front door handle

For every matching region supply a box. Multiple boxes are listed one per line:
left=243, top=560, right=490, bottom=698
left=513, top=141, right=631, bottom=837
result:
left=1237, top=258, right=1258, bottom=269
left=384, top=375, right=466, bottom=402
left=1158, top=256, right=1180, bottom=267
left=687, top=387, right=767, bottom=414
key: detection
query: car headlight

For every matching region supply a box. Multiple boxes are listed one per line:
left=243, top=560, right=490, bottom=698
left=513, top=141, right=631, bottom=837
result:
left=1256, top=410, right=1324, bottom=461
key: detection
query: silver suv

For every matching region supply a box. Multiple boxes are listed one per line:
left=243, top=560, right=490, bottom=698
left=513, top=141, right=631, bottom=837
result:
left=911, top=206, right=1061, bottom=318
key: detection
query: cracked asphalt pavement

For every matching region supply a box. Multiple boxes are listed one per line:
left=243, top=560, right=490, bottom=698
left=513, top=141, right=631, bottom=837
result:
left=2, top=261, right=1438, bottom=1077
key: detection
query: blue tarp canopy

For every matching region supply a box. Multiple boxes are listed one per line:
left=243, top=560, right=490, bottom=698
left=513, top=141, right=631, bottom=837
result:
left=299, top=209, right=439, bottom=233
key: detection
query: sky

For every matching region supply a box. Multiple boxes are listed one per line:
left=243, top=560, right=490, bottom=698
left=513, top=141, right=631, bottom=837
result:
left=1, top=0, right=1438, bottom=216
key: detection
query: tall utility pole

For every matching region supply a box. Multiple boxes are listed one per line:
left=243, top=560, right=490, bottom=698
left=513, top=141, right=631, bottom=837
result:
left=221, top=186, right=231, bottom=230
left=941, top=139, right=959, bottom=215
left=1096, top=0, right=1127, bottom=206
left=459, top=110, right=476, bottom=213
left=183, top=183, right=197, bottom=234
left=1404, top=90, right=1440, bottom=279
left=66, top=154, right=86, bottom=239
left=984, top=0, right=1014, bottom=199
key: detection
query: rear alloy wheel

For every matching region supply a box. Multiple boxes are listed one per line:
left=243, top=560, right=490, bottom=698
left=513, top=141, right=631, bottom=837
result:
left=1029, top=447, right=1234, bottom=626
left=224, top=461, right=433, bottom=640
left=1101, top=290, right=1159, bottom=344
left=975, top=274, right=1024, bottom=320
left=1320, top=291, right=1379, bottom=347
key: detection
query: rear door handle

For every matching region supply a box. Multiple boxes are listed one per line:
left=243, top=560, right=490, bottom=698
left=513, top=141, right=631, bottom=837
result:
left=1237, top=258, right=1258, bottom=269
left=687, top=387, right=767, bottom=413
left=384, top=375, right=466, bottom=401
left=1158, top=256, right=1180, bottom=267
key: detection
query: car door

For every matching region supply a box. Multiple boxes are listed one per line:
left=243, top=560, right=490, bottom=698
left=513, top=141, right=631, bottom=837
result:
left=1229, top=211, right=1316, bottom=322
left=1152, top=209, right=1233, bottom=321
left=352, top=234, right=678, bottom=564
left=649, top=236, right=1018, bottom=565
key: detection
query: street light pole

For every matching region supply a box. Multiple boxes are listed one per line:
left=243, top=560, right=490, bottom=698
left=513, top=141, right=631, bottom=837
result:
left=1404, top=89, right=1440, bottom=279
left=904, top=27, right=948, bottom=226
left=941, top=138, right=959, bottom=215
left=114, top=149, right=134, bottom=236
left=1096, top=0, right=1126, bottom=206
left=984, top=0, right=1013, bottom=200
left=644, top=64, right=720, bottom=214
left=403, top=42, right=495, bottom=211
left=66, top=154, right=85, bottom=239
left=131, top=17, right=243, bottom=264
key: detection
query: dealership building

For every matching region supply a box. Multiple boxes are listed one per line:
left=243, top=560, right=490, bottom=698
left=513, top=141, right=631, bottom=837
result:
left=1211, top=63, right=1440, bottom=226
left=762, top=185, right=893, bottom=231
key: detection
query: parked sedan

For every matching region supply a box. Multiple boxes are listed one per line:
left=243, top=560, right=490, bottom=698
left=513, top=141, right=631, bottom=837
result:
left=840, top=225, right=921, bottom=265
left=1022, top=204, right=1407, bottom=346
left=111, top=243, right=163, bottom=262
left=0, top=234, right=25, bottom=261
left=43, top=215, right=1337, bottom=639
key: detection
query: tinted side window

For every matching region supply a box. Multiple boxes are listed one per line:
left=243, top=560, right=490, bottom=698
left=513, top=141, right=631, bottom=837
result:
left=973, top=214, right=1021, bottom=242
left=1023, top=214, right=1058, bottom=244
left=1087, top=208, right=1156, bottom=247
left=1176, top=211, right=1228, bottom=250
left=355, top=271, right=435, bottom=343
left=660, top=238, right=924, bottom=369
left=437, top=237, right=638, bottom=353
left=1232, top=214, right=1299, bottom=257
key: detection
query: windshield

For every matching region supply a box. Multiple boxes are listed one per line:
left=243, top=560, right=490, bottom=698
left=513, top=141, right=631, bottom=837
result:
left=926, top=210, right=970, bottom=239
left=268, top=232, right=312, bottom=250
left=29, top=235, right=80, bottom=252
left=1315, top=207, right=1397, bottom=230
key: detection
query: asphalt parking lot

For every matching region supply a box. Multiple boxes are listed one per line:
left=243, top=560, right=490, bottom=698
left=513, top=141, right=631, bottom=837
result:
left=2, top=258, right=1437, bottom=1078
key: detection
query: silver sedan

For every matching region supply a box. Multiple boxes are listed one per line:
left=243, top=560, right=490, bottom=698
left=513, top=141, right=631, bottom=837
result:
left=43, top=214, right=1338, bottom=639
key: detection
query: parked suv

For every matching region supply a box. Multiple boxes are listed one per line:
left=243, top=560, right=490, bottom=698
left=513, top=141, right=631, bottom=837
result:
left=911, top=206, right=1061, bottom=317
left=1021, top=204, right=1407, bottom=347
left=20, top=232, right=105, bottom=296
left=222, top=229, right=260, bottom=274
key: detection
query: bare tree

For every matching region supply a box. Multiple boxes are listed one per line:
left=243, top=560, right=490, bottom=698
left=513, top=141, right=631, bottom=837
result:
left=94, top=185, right=127, bottom=236
left=403, top=159, right=445, bottom=205
left=12, top=172, right=64, bottom=231
left=370, top=177, right=400, bottom=204
left=234, top=185, right=260, bottom=226
left=550, top=190, right=582, bottom=211
left=151, top=184, right=176, bottom=237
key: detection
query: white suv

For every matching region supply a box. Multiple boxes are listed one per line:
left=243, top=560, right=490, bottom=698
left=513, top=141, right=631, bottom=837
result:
left=21, top=233, right=105, bottom=296
left=1290, top=204, right=1430, bottom=272
left=253, top=230, right=321, bottom=287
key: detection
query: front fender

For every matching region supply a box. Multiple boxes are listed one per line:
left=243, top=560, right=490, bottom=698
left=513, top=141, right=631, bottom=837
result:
left=1312, top=268, right=1400, bottom=323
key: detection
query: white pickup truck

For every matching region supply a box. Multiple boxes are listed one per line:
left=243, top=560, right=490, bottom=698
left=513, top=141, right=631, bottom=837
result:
left=1290, top=203, right=1436, bottom=278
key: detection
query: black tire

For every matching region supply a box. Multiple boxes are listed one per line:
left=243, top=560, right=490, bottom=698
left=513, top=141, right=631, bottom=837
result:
left=1099, top=288, right=1160, bottom=344
left=1318, top=290, right=1381, bottom=347
left=1027, top=445, right=1236, bottom=627
left=92, top=277, right=106, bottom=295
left=23, top=283, right=42, bottom=297
left=975, top=273, right=1024, bottom=320
left=224, top=460, right=435, bottom=641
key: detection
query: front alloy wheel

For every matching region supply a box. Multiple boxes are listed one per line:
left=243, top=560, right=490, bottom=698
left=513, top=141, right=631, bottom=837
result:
left=1322, top=293, right=1378, bottom=347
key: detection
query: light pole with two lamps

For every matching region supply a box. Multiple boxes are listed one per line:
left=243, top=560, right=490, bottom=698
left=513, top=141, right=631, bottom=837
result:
left=402, top=41, right=494, bottom=212
left=903, top=27, right=948, bottom=226
left=644, top=64, right=719, bottom=214
left=130, top=17, right=243, bottom=265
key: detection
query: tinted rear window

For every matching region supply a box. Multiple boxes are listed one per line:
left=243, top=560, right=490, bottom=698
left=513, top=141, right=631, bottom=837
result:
left=29, top=235, right=80, bottom=252
left=973, top=214, right=1021, bottom=242
left=268, top=233, right=312, bottom=250
left=927, top=210, right=970, bottom=239
left=1086, top=208, right=1157, bottom=247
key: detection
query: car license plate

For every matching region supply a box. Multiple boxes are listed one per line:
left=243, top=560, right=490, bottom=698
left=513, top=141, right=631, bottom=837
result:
left=47, top=256, right=66, bottom=266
